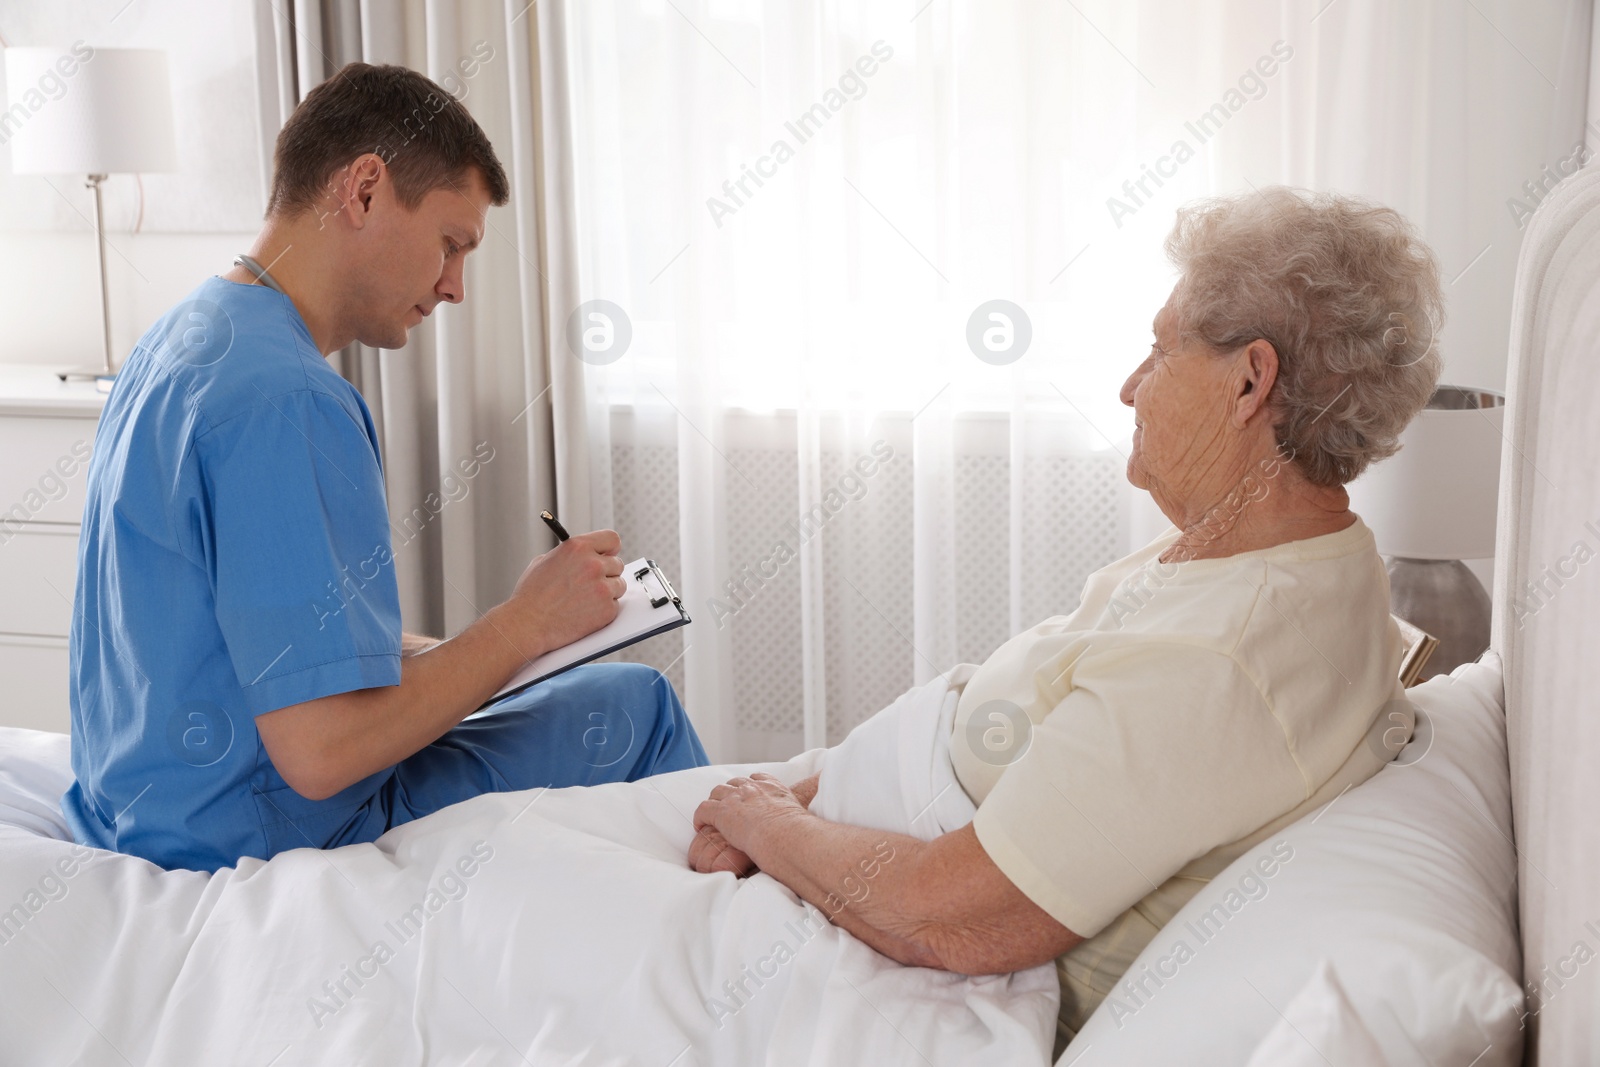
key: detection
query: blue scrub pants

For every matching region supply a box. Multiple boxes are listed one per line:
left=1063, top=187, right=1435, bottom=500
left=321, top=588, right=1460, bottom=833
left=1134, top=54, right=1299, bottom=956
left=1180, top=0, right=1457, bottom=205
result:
left=363, top=662, right=708, bottom=836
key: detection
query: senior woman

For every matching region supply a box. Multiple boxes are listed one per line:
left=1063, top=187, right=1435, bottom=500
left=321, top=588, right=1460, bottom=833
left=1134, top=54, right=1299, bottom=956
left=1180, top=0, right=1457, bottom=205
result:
left=689, top=185, right=1444, bottom=1050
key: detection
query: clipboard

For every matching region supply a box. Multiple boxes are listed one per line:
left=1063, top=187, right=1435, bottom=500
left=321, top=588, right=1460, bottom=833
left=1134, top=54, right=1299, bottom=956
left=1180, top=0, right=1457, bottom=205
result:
left=480, top=558, right=691, bottom=709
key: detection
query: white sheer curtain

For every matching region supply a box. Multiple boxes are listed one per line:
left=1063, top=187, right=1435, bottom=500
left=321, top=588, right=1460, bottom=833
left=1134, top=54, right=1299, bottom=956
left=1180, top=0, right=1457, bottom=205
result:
left=250, top=0, right=1591, bottom=765
left=544, top=0, right=1591, bottom=763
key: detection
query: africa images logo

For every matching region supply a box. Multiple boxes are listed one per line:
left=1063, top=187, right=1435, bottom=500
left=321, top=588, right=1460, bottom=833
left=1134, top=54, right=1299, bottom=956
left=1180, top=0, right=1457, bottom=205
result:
left=166, top=701, right=235, bottom=768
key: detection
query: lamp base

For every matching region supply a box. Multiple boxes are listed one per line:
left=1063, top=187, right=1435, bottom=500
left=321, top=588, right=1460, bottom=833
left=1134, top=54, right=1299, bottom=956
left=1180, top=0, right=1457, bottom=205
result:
left=1385, top=557, right=1491, bottom=680
left=54, top=367, right=116, bottom=382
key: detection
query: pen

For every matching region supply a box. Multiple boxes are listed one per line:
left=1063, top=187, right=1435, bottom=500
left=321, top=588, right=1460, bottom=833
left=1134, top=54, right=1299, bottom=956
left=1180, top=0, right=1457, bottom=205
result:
left=540, top=509, right=571, bottom=542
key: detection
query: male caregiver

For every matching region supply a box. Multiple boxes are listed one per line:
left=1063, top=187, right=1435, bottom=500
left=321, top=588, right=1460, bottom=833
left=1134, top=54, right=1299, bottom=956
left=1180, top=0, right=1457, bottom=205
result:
left=62, top=62, right=707, bottom=873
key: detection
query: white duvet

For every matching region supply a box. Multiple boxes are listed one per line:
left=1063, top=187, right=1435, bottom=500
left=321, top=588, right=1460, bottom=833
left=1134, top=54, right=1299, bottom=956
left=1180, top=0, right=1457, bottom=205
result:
left=0, top=674, right=1057, bottom=1066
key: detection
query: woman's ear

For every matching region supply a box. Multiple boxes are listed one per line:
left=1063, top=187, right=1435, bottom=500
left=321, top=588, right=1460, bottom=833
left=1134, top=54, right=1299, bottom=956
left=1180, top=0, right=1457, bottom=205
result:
left=1235, top=338, right=1279, bottom=427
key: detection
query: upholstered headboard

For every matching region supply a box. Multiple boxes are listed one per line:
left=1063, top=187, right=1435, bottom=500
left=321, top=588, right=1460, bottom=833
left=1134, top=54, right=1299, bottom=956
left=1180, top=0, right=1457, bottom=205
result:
left=1491, top=162, right=1600, bottom=1063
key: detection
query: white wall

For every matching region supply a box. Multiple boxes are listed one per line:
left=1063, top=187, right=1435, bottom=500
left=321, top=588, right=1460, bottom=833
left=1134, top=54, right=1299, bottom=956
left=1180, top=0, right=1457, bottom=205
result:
left=0, top=230, right=257, bottom=368
left=0, top=0, right=264, bottom=368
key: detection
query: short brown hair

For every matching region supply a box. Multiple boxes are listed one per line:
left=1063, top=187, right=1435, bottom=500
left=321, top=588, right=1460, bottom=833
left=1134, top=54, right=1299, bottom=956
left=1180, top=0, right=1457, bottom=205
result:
left=266, top=62, right=509, bottom=219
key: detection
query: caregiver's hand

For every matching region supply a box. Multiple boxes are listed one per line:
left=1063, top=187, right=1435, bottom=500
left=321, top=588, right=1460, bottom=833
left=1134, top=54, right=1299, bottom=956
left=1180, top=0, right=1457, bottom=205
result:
left=503, top=529, right=626, bottom=653
left=690, top=773, right=809, bottom=876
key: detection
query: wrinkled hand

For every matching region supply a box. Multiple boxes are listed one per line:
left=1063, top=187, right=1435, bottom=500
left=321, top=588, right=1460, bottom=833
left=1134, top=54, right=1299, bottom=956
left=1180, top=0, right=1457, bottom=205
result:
left=689, top=773, right=808, bottom=876
left=687, top=826, right=756, bottom=877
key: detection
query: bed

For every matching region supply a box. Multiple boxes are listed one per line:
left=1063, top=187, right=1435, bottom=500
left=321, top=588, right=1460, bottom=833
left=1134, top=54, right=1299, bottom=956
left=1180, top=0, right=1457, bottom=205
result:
left=4, top=167, right=1596, bottom=1063
left=0, top=680, right=1059, bottom=1065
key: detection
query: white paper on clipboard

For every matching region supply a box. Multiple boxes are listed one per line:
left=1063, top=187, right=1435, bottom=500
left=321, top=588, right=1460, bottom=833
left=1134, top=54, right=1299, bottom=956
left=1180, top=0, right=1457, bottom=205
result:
left=480, top=558, right=691, bottom=708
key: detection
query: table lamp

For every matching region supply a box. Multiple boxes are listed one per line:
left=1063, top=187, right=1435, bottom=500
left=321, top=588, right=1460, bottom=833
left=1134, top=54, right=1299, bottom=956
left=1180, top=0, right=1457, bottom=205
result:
left=3, top=46, right=177, bottom=381
left=1346, top=385, right=1505, bottom=680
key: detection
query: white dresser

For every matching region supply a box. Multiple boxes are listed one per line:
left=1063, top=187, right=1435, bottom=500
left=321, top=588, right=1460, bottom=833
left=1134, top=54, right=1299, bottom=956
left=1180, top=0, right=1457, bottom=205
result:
left=0, top=366, right=108, bottom=733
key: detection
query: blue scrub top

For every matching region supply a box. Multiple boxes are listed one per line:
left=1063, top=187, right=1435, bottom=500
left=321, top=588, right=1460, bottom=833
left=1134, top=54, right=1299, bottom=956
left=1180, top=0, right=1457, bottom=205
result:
left=61, top=276, right=403, bottom=873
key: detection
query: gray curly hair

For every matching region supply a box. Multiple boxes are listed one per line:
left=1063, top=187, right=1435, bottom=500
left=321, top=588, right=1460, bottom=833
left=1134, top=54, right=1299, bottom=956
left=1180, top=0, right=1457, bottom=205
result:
left=1164, top=187, right=1444, bottom=487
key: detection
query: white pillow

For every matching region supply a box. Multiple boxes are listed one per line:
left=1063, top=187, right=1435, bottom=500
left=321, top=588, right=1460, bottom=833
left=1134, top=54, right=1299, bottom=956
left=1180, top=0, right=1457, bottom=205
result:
left=1060, top=652, right=1525, bottom=1065
left=0, top=726, right=74, bottom=840
left=1243, top=960, right=1392, bottom=1067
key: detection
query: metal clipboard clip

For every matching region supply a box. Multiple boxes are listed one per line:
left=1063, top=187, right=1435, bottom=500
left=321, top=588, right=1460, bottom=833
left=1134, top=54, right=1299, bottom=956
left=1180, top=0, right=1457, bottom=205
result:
left=634, top=559, right=683, bottom=611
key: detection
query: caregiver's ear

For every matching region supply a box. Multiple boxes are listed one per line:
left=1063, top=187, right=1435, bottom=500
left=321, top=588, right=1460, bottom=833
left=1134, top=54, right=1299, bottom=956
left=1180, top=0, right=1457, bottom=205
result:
left=1232, top=337, right=1279, bottom=427
left=332, top=152, right=387, bottom=229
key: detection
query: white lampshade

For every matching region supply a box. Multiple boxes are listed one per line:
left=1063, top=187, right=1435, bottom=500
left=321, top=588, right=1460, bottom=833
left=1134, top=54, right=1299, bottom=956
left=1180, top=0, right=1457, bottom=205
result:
left=1346, top=385, right=1505, bottom=560
left=4, top=46, right=177, bottom=175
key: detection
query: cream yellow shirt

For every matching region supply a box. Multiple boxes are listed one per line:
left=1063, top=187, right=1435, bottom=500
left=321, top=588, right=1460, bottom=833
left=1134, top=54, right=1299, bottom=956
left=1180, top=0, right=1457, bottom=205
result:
left=948, top=517, right=1407, bottom=1044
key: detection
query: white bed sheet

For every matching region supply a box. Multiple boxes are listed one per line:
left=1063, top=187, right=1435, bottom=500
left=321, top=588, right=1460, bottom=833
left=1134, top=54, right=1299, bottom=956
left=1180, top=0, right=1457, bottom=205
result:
left=0, top=677, right=1057, bottom=1066
left=0, top=726, right=72, bottom=839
